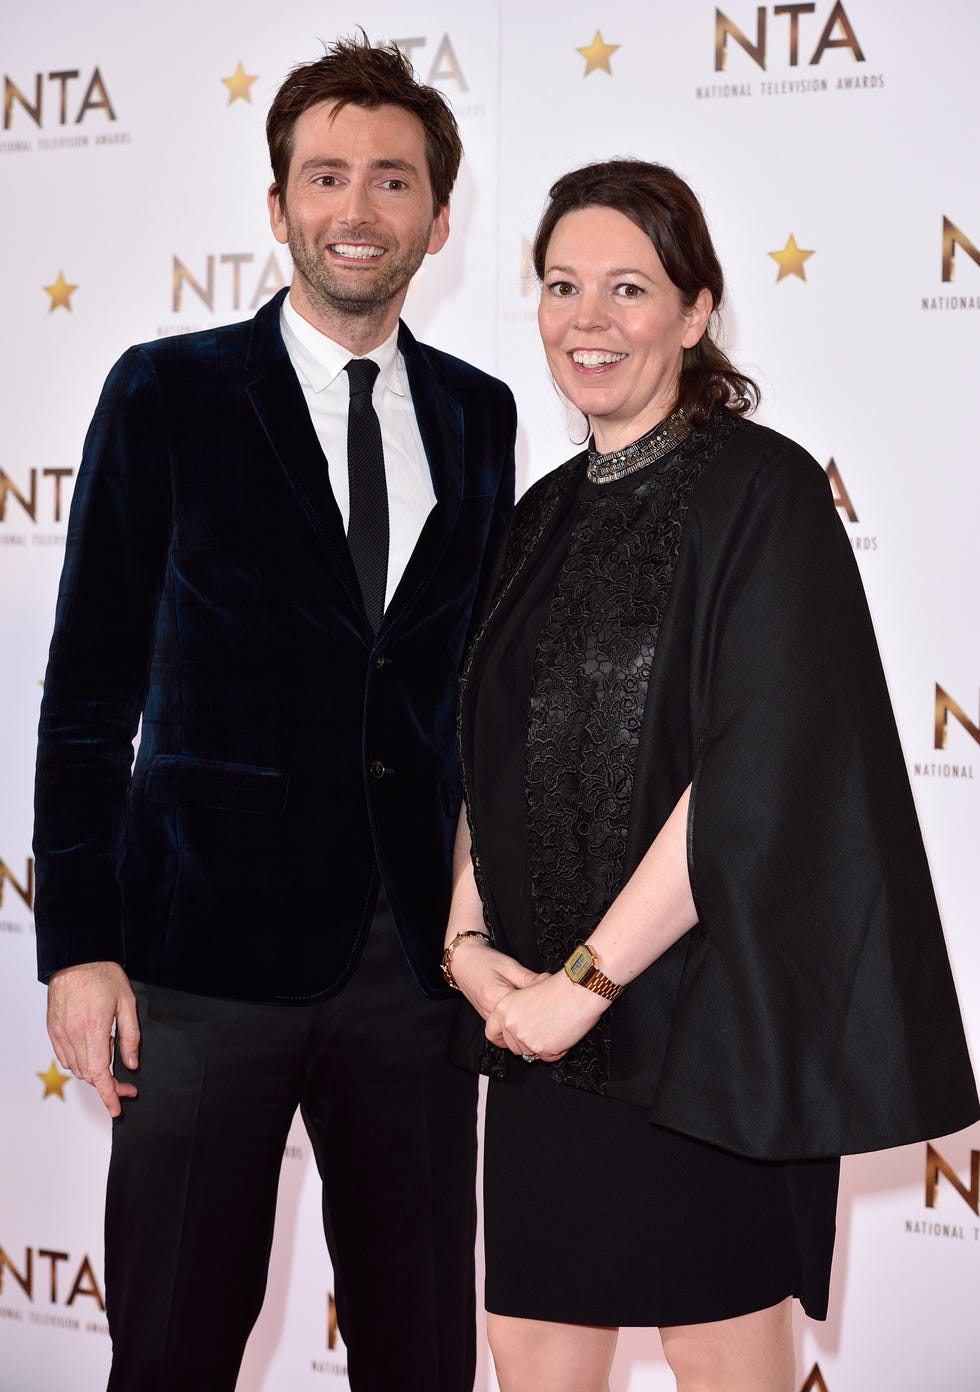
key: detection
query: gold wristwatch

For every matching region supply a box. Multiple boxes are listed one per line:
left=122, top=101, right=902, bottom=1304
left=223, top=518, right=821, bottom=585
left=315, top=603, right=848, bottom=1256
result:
left=563, top=943, right=625, bottom=1002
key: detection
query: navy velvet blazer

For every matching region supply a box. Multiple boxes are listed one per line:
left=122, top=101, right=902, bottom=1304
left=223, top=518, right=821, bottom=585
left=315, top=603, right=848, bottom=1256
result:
left=34, top=289, right=516, bottom=1003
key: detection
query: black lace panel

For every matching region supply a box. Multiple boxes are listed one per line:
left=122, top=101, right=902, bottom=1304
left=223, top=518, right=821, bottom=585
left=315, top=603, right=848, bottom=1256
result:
left=458, top=462, right=575, bottom=948
left=462, top=414, right=735, bottom=1089
left=527, top=416, right=733, bottom=1094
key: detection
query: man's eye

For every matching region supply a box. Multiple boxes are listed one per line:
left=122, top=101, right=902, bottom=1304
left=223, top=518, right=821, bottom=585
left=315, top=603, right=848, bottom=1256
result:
left=315, top=175, right=340, bottom=187
left=382, top=179, right=408, bottom=191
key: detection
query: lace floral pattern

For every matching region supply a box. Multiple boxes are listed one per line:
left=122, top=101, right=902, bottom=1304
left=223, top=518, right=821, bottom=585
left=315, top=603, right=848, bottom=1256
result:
left=458, top=463, right=574, bottom=941
left=461, top=413, right=735, bottom=1088
left=458, top=465, right=575, bottom=1080
left=531, top=426, right=721, bottom=1091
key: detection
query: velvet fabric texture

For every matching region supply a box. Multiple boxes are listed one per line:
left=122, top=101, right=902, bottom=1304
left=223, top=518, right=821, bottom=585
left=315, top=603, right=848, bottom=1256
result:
left=458, top=416, right=978, bottom=1159
left=34, top=289, right=515, bottom=1003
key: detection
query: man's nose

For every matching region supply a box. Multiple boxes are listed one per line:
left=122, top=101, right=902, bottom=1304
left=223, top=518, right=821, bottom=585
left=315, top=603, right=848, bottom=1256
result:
left=336, top=179, right=373, bottom=227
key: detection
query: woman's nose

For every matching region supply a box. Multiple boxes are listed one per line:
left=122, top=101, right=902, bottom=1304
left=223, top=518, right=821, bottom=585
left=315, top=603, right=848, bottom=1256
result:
left=571, top=287, right=609, bottom=331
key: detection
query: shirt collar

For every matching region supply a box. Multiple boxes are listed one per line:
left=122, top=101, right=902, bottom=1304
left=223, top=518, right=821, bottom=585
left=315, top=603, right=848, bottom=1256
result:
left=280, top=295, right=406, bottom=397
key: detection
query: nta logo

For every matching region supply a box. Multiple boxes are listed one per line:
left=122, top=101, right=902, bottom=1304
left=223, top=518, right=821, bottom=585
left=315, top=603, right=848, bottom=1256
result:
left=4, top=68, right=115, bottom=130
left=715, top=3, right=864, bottom=71
left=172, top=252, right=289, bottom=315
left=942, top=217, right=980, bottom=283
left=0, top=1244, right=104, bottom=1309
left=392, top=35, right=468, bottom=91
left=0, top=858, right=34, bottom=911
left=172, top=253, right=289, bottom=315
left=824, top=458, right=857, bottom=523
left=934, top=687, right=980, bottom=752
left=0, top=470, right=74, bottom=524
left=925, top=1143, right=980, bottom=1216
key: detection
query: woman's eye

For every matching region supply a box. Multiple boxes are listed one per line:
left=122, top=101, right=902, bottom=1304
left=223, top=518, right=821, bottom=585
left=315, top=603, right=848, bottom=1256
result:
left=547, top=281, right=576, bottom=297
left=615, top=283, right=643, bottom=298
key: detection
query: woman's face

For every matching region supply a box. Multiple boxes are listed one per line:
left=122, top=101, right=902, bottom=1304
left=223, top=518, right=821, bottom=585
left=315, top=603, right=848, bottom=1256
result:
left=537, top=206, right=711, bottom=453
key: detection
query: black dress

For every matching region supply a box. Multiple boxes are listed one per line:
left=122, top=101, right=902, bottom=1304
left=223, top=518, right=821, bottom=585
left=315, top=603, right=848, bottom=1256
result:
left=471, top=448, right=840, bottom=1327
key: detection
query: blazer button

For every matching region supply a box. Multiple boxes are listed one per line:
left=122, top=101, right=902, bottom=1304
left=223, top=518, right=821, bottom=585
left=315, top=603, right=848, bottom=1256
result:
left=370, top=760, right=386, bottom=779
left=374, top=653, right=387, bottom=669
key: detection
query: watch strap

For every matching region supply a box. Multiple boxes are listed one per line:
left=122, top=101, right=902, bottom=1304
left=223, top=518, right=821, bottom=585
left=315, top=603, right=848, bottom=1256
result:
left=582, top=967, right=625, bottom=1002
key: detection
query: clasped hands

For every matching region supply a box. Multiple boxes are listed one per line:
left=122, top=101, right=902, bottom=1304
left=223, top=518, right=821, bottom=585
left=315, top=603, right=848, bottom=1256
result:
left=449, top=938, right=609, bottom=1064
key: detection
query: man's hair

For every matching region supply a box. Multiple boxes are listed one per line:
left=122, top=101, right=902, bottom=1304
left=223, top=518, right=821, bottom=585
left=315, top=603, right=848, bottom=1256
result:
left=267, top=35, right=462, bottom=213
left=533, top=159, right=759, bottom=425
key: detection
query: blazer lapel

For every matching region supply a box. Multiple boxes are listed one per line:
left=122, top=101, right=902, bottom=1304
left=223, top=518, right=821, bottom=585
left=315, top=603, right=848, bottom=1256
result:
left=244, top=291, right=369, bottom=629
left=383, top=323, right=463, bottom=632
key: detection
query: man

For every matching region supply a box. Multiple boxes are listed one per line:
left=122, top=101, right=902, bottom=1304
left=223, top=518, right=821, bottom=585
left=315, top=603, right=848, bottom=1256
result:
left=34, top=36, right=515, bottom=1392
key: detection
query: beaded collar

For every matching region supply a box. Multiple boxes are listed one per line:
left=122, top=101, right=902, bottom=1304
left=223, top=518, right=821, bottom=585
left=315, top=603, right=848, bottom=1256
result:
left=586, top=407, right=691, bottom=484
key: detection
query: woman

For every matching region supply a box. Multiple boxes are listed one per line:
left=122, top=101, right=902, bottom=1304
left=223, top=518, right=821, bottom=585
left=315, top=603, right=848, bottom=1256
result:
left=443, top=160, right=978, bottom=1392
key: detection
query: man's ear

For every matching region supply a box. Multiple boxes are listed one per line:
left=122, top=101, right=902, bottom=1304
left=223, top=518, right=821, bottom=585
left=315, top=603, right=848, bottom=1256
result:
left=427, top=202, right=451, bottom=257
left=268, top=185, right=289, bottom=246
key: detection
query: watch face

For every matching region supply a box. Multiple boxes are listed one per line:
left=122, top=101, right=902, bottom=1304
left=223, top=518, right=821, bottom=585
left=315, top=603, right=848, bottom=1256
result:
left=566, top=945, right=595, bottom=983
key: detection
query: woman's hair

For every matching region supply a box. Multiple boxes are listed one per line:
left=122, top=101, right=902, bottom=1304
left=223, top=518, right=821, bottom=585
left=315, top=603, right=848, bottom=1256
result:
left=267, top=34, right=462, bottom=214
left=532, top=159, right=759, bottom=425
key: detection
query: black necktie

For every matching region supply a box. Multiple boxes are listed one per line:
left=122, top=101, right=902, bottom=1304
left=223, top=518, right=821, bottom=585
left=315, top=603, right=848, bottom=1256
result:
left=343, top=358, right=389, bottom=631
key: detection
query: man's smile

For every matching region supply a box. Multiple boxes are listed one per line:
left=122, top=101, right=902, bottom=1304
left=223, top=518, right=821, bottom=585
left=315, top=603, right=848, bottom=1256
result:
left=327, top=242, right=387, bottom=260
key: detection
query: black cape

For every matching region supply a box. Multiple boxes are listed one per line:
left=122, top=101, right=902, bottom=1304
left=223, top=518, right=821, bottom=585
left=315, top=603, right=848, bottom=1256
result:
left=459, top=415, right=978, bottom=1160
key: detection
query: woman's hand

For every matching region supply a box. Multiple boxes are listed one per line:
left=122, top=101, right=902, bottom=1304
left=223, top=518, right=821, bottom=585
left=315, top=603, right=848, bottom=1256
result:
left=485, top=971, right=608, bottom=1063
left=445, top=813, right=548, bottom=1020
left=450, top=936, right=549, bottom=1022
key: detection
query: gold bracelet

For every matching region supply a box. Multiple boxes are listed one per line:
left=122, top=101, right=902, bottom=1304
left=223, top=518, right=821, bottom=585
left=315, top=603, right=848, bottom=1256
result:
left=441, top=929, right=493, bottom=990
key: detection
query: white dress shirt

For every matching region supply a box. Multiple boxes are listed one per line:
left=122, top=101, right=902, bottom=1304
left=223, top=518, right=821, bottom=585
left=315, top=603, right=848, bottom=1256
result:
left=280, top=296, right=437, bottom=612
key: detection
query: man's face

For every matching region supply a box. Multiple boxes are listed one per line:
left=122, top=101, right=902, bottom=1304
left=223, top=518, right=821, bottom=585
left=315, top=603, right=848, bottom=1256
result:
left=269, top=100, right=449, bottom=339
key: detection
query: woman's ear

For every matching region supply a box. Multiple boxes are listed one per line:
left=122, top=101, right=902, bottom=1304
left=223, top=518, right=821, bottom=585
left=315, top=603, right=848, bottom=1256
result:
left=682, top=288, right=713, bottom=349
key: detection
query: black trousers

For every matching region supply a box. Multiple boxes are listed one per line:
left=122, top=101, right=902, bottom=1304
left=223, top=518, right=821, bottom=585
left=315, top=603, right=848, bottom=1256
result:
left=104, top=887, right=478, bottom=1391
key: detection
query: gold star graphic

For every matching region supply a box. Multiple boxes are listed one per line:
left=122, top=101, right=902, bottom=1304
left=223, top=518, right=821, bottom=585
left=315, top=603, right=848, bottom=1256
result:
left=222, top=62, right=259, bottom=105
left=768, top=234, right=815, bottom=283
left=577, top=30, right=620, bottom=76
left=38, top=1059, right=71, bottom=1100
left=44, top=271, right=78, bottom=312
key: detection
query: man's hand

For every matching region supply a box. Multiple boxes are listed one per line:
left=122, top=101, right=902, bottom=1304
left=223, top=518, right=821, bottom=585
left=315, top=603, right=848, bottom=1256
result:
left=46, top=962, right=140, bottom=1117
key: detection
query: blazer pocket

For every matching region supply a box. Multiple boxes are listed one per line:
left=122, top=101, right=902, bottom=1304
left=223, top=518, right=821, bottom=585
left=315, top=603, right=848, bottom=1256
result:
left=146, top=756, right=289, bottom=815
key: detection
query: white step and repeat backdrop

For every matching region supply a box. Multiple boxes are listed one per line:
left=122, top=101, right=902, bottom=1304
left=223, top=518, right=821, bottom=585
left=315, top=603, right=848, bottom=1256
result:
left=2, top=3, right=978, bottom=1389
